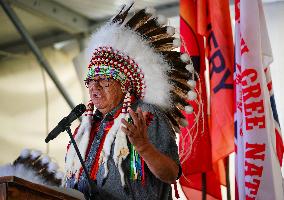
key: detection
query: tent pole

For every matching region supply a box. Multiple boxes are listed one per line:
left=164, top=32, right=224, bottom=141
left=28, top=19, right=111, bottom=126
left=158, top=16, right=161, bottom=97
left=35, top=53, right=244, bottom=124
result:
left=0, top=0, right=75, bottom=109
left=202, top=172, right=207, bottom=200
left=226, top=156, right=231, bottom=200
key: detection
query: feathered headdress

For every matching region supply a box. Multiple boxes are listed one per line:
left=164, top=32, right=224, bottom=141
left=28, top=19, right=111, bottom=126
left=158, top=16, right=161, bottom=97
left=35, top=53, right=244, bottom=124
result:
left=65, top=1, right=196, bottom=187
left=0, top=149, right=64, bottom=187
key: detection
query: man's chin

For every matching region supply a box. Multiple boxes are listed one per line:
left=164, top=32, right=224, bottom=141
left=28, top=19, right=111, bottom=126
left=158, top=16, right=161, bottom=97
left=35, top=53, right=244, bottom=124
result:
left=92, top=99, right=104, bottom=107
left=93, top=104, right=104, bottom=109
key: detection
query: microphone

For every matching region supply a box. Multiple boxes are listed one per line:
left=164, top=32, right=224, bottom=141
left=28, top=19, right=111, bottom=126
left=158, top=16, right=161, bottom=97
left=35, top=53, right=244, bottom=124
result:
left=45, top=104, right=86, bottom=143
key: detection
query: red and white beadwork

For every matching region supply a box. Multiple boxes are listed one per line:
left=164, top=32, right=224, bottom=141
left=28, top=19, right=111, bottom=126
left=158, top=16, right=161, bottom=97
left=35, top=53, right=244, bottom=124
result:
left=85, top=46, right=146, bottom=101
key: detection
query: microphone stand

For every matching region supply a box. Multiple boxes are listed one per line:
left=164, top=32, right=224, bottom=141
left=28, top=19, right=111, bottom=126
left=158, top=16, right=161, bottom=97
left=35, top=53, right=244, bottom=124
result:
left=65, top=126, right=101, bottom=200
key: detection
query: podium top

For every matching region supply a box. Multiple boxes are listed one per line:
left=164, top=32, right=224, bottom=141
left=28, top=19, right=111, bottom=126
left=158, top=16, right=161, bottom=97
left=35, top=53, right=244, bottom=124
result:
left=0, top=176, right=84, bottom=200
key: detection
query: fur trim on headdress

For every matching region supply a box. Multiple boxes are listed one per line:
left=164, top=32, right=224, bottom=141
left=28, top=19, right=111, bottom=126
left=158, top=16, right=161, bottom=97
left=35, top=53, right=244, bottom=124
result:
left=99, top=112, right=129, bottom=186
left=0, top=149, right=63, bottom=187
left=65, top=99, right=131, bottom=186
left=65, top=101, right=94, bottom=182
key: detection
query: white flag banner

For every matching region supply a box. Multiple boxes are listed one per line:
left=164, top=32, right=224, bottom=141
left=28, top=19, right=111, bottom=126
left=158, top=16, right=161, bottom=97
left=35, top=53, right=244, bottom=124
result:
left=234, top=0, right=284, bottom=200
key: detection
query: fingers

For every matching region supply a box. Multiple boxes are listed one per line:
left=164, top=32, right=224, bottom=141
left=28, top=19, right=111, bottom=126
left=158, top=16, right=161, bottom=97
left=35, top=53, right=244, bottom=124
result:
left=121, top=118, right=136, bottom=132
left=121, top=107, right=149, bottom=139
left=136, top=107, right=145, bottom=124
left=142, top=112, right=148, bottom=121
left=121, top=126, right=133, bottom=137
left=128, top=108, right=139, bottom=126
left=137, top=107, right=149, bottom=126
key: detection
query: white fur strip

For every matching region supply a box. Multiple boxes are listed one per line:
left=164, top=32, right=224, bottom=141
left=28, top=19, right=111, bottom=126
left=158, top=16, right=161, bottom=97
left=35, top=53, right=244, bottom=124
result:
left=117, top=158, right=125, bottom=187
left=113, top=114, right=130, bottom=186
left=101, top=113, right=125, bottom=178
left=65, top=115, right=92, bottom=179
left=65, top=112, right=130, bottom=187
left=113, top=124, right=129, bottom=164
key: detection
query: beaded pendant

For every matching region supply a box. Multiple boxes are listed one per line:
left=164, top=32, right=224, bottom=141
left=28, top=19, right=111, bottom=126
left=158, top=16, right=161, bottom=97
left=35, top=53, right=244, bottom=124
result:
left=130, top=144, right=145, bottom=185
left=127, top=115, right=145, bottom=185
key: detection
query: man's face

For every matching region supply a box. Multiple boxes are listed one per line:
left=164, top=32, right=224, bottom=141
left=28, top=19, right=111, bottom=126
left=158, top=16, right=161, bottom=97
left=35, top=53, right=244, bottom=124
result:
left=88, top=76, right=124, bottom=115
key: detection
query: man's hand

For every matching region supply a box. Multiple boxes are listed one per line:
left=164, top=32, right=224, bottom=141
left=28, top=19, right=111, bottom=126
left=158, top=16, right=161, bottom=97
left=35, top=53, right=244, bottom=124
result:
left=121, top=107, right=150, bottom=152
left=121, top=107, right=179, bottom=183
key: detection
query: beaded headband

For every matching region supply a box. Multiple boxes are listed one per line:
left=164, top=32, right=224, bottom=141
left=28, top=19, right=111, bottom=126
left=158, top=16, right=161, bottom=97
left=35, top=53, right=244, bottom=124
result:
left=85, top=46, right=145, bottom=98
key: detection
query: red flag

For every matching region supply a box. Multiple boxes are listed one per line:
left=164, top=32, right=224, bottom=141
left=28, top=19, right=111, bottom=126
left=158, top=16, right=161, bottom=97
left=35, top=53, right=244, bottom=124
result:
left=198, top=0, right=235, bottom=165
left=200, top=0, right=235, bottom=186
left=179, top=0, right=221, bottom=199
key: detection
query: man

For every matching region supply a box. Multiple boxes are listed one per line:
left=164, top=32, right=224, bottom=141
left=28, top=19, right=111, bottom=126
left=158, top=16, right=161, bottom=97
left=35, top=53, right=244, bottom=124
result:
left=64, top=3, right=196, bottom=200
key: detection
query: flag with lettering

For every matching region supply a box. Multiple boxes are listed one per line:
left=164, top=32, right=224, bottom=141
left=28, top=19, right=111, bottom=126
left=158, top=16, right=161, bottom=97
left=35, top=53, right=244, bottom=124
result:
left=234, top=0, right=284, bottom=200
left=194, top=0, right=235, bottom=187
left=199, top=0, right=235, bottom=167
left=179, top=0, right=224, bottom=199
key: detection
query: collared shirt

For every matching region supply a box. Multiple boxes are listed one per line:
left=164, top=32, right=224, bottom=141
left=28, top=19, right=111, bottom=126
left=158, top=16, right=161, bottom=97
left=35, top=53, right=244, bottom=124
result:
left=67, top=100, right=179, bottom=200
left=78, top=104, right=122, bottom=187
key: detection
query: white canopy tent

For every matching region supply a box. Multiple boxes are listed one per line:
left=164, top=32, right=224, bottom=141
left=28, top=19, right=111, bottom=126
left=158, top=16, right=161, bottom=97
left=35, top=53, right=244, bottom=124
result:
left=0, top=1, right=283, bottom=199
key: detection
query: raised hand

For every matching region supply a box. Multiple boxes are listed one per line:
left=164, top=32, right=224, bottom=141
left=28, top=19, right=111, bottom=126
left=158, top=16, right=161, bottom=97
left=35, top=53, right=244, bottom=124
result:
left=121, top=107, right=150, bottom=152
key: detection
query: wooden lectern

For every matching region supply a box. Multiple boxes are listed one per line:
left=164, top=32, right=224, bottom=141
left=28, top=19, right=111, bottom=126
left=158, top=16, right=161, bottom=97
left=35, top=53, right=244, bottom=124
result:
left=0, top=176, right=82, bottom=200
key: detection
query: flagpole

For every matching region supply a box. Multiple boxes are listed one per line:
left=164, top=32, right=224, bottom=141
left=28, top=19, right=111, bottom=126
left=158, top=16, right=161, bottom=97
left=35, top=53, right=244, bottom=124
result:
left=226, top=156, right=231, bottom=200
left=202, top=172, right=206, bottom=200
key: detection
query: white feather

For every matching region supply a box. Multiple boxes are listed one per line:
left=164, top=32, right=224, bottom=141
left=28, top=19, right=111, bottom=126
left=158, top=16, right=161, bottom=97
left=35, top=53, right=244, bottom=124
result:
left=166, top=26, right=175, bottom=36
left=187, top=80, right=196, bottom=88
left=115, top=0, right=134, bottom=15
left=55, top=171, right=64, bottom=179
left=0, top=164, right=14, bottom=176
left=157, top=15, right=167, bottom=25
left=185, top=105, right=194, bottom=114
left=41, top=155, right=51, bottom=165
left=14, top=164, right=45, bottom=185
left=0, top=164, right=46, bottom=186
left=173, top=38, right=181, bottom=48
left=48, top=162, right=59, bottom=173
left=31, top=150, right=42, bottom=160
left=180, top=53, right=190, bottom=63
left=186, top=64, right=194, bottom=72
left=19, top=148, right=30, bottom=159
left=187, top=91, right=197, bottom=100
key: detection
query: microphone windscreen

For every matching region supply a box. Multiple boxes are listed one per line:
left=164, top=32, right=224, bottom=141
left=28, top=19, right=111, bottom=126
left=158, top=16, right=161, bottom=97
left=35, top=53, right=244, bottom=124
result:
left=73, top=104, right=86, bottom=117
